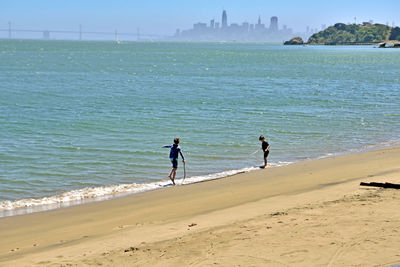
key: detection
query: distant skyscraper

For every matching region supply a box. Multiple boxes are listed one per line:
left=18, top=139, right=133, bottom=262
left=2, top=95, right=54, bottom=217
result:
left=193, top=23, right=207, bottom=30
left=210, top=19, right=215, bottom=29
left=242, top=22, right=249, bottom=32
left=255, top=16, right=265, bottom=31
left=270, top=16, right=278, bottom=32
left=222, top=10, right=227, bottom=28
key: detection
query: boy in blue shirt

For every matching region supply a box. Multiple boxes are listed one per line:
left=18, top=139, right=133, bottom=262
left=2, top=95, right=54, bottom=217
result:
left=163, top=138, right=185, bottom=185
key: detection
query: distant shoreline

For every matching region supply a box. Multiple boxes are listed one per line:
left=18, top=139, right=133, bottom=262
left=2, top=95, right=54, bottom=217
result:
left=284, top=41, right=400, bottom=47
left=304, top=41, right=400, bottom=47
left=307, top=42, right=378, bottom=45
left=1, top=38, right=398, bottom=46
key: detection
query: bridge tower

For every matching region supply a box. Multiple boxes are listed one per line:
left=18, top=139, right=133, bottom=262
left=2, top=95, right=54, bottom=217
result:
left=8, top=22, right=11, bottom=39
left=43, top=30, right=50, bottom=40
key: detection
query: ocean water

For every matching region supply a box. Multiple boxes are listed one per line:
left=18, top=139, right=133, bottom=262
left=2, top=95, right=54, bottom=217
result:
left=1, top=40, right=399, bottom=216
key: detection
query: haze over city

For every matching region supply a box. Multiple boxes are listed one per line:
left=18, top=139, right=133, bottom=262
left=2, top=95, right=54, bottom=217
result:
left=1, top=0, right=399, bottom=40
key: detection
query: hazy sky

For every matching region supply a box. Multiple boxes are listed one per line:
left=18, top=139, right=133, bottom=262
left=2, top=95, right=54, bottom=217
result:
left=1, top=0, right=399, bottom=37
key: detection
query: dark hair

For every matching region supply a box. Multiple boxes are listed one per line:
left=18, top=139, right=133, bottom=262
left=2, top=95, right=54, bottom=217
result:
left=174, top=137, right=180, bottom=144
left=259, top=135, right=265, bottom=141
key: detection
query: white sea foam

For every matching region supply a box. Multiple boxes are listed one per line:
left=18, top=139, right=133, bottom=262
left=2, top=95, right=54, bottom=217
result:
left=0, top=161, right=292, bottom=217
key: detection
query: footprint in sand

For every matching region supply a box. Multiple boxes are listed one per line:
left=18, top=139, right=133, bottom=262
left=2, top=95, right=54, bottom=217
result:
left=270, top=211, right=288, bottom=216
left=280, top=249, right=309, bottom=257
left=37, top=261, right=51, bottom=265
left=124, top=247, right=139, bottom=253
left=115, top=224, right=134, bottom=230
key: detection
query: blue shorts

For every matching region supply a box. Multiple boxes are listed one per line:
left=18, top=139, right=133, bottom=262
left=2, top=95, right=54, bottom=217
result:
left=170, top=158, right=178, bottom=168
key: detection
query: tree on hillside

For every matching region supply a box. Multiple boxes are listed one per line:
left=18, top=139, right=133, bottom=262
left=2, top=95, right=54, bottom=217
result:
left=389, top=27, right=400, bottom=41
left=308, top=23, right=392, bottom=44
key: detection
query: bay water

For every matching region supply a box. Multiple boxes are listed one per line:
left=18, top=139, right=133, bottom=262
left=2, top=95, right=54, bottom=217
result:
left=1, top=40, right=399, bottom=216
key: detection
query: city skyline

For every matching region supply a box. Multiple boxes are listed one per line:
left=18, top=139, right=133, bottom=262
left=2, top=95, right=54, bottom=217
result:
left=174, top=10, right=295, bottom=42
left=1, top=0, right=399, bottom=40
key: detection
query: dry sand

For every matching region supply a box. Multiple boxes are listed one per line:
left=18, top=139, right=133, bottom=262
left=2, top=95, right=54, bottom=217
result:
left=1, top=147, right=400, bottom=266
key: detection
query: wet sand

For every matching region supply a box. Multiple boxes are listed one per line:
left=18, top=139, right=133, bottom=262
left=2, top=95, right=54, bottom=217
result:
left=1, top=146, right=399, bottom=266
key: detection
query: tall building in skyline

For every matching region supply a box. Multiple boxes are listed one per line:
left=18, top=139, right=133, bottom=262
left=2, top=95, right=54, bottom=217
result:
left=210, top=19, right=215, bottom=29
left=270, top=16, right=278, bottom=32
left=255, top=16, right=265, bottom=31
left=222, top=10, right=228, bottom=28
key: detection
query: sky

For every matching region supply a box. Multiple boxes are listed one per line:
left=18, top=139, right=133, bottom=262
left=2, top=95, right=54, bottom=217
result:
left=1, top=0, right=399, bottom=39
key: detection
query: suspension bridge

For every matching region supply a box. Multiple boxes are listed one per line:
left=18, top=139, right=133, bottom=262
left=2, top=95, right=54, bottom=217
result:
left=0, top=23, right=169, bottom=41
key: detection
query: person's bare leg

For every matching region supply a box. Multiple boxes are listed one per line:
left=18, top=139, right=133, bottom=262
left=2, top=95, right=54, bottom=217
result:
left=171, top=168, right=177, bottom=185
left=168, top=168, right=174, bottom=179
left=264, top=156, right=268, bottom=168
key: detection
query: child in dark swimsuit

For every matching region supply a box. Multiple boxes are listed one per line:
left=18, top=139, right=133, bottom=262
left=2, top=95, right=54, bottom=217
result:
left=162, top=138, right=185, bottom=185
left=259, top=135, right=270, bottom=168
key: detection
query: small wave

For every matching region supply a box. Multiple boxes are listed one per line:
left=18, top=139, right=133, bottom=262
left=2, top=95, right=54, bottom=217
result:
left=314, top=139, right=400, bottom=160
left=0, top=181, right=169, bottom=217
left=0, top=161, right=293, bottom=217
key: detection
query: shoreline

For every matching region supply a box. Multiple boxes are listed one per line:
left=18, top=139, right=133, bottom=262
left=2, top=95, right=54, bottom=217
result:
left=1, top=146, right=400, bottom=265
left=1, top=140, right=399, bottom=218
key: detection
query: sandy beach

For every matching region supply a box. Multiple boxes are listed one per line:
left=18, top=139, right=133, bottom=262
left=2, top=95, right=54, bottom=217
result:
left=1, top=146, right=400, bottom=266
